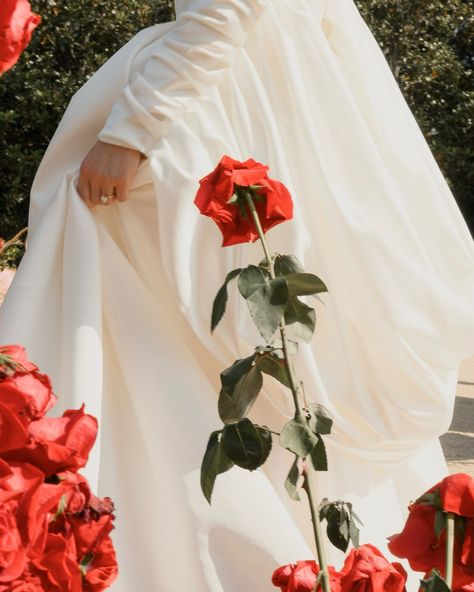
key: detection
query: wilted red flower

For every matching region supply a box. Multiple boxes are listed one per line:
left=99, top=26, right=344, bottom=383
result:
left=0, top=345, right=57, bottom=425
left=340, top=544, right=407, bottom=592
left=194, top=155, right=293, bottom=246
left=271, top=559, right=342, bottom=591
left=0, top=0, right=41, bottom=74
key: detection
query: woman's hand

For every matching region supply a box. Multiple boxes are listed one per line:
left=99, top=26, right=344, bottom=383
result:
left=76, top=140, right=145, bottom=208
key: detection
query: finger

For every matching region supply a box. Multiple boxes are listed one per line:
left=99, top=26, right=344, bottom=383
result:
left=76, top=173, right=93, bottom=208
left=89, top=180, right=102, bottom=208
left=100, top=181, right=118, bottom=206
left=115, top=179, right=130, bottom=203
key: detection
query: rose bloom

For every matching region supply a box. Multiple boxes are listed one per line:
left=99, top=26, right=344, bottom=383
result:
left=40, top=473, right=117, bottom=592
left=194, top=155, right=293, bottom=246
left=388, top=473, right=474, bottom=589
left=2, top=404, right=98, bottom=477
left=0, top=459, right=64, bottom=584
left=0, top=569, right=44, bottom=591
left=0, top=0, right=41, bottom=74
left=272, top=560, right=342, bottom=592
left=340, top=544, right=407, bottom=592
left=38, top=513, right=117, bottom=592
left=0, top=345, right=57, bottom=424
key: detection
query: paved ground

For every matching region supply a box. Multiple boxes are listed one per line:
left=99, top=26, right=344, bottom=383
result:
left=441, top=355, right=474, bottom=477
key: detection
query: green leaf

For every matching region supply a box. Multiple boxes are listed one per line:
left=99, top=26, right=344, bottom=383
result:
left=256, top=352, right=291, bottom=388
left=420, top=570, right=451, bottom=592
left=280, top=415, right=318, bottom=457
left=222, top=419, right=272, bottom=470
left=200, top=430, right=235, bottom=504
left=434, top=510, right=447, bottom=540
left=244, top=275, right=289, bottom=342
left=285, top=455, right=303, bottom=501
left=285, top=273, right=328, bottom=297
left=220, top=355, right=256, bottom=394
left=284, top=296, right=316, bottom=343
left=348, top=512, right=360, bottom=548
left=273, top=254, right=305, bottom=276
left=211, top=268, right=242, bottom=332
left=325, top=505, right=350, bottom=552
left=305, top=403, right=333, bottom=435
left=318, top=500, right=363, bottom=553
left=309, top=436, right=328, bottom=471
left=318, top=498, right=331, bottom=520
left=417, top=490, right=441, bottom=508
left=237, top=265, right=266, bottom=299
left=218, top=364, right=263, bottom=423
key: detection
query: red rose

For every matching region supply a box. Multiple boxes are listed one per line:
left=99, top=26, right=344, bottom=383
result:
left=31, top=532, right=81, bottom=592
left=0, top=569, right=44, bottom=591
left=0, top=459, right=63, bottom=583
left=439, top=473, right=474, bottom=518
left=271, top=559, right=342, bottom=592
left=388, top=503, right=444, bottom=573
left=0, top=345, right=57, bottom=425
left=42, top=474, right=117, bottom=592
left=340, top=544, right=407, bottom=592
left=2, top=404, right=98, bottom=477
left=0, top=0, right=41, bottom=74
left=388, top=474, right=474, bottom=590
left=44, top=513, right=117, bottom=592
left=69, top=515, right=118, bottom=592
left=0, top=564, right=44, bottom=591
left=0, top=402, right=29, bottom=453
left=462, top=520, right=474, bottom=567
left=194, top=155, right=293, bottom=246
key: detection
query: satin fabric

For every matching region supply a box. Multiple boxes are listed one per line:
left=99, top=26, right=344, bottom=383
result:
left=1, top=0, right=474, bottom=589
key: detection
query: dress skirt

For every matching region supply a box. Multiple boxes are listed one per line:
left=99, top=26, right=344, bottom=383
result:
left=1, top=0, right=473, bottom=589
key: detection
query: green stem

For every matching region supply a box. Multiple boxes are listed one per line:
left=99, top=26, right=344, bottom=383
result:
left=445, top=512, right=455, bottom=588
left=303, top=467, right=331, bottom=592
left=242, top=191, right=302, bottom=418
left=243, top=190, right=331, bottom=592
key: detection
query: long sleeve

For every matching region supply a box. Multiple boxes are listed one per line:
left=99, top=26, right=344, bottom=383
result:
left=97, top=0, right=268, bottom=156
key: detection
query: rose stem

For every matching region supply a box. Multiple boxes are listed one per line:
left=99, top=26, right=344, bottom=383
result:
left=242, top=189, right=332, bottom=592
left=445, top=512, right=455, bottom=588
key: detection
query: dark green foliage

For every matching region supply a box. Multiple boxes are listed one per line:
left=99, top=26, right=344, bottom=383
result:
left=355, top=0, right=474, bottom=232
left=0, top=0, right=175, bottom=260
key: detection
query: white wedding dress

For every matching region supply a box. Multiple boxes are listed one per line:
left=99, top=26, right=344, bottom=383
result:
left=1, top=0, right=474, bottom=589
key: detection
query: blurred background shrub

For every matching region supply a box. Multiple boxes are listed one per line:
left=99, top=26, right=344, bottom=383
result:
left=0, top=0, right=472, bottom=267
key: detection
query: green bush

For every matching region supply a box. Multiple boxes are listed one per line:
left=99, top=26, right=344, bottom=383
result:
left=0, top=0, right=472, bottom=267
left=355, top=0, right=474, bottom=233
left=0, top=0, right=174, bottom=264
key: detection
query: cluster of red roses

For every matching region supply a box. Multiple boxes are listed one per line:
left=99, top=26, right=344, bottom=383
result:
left=272, top=544, right=407, bottom=592
left=0, top=0, right=40, bottom=75
left=0, top=345, right=118, bottom=591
